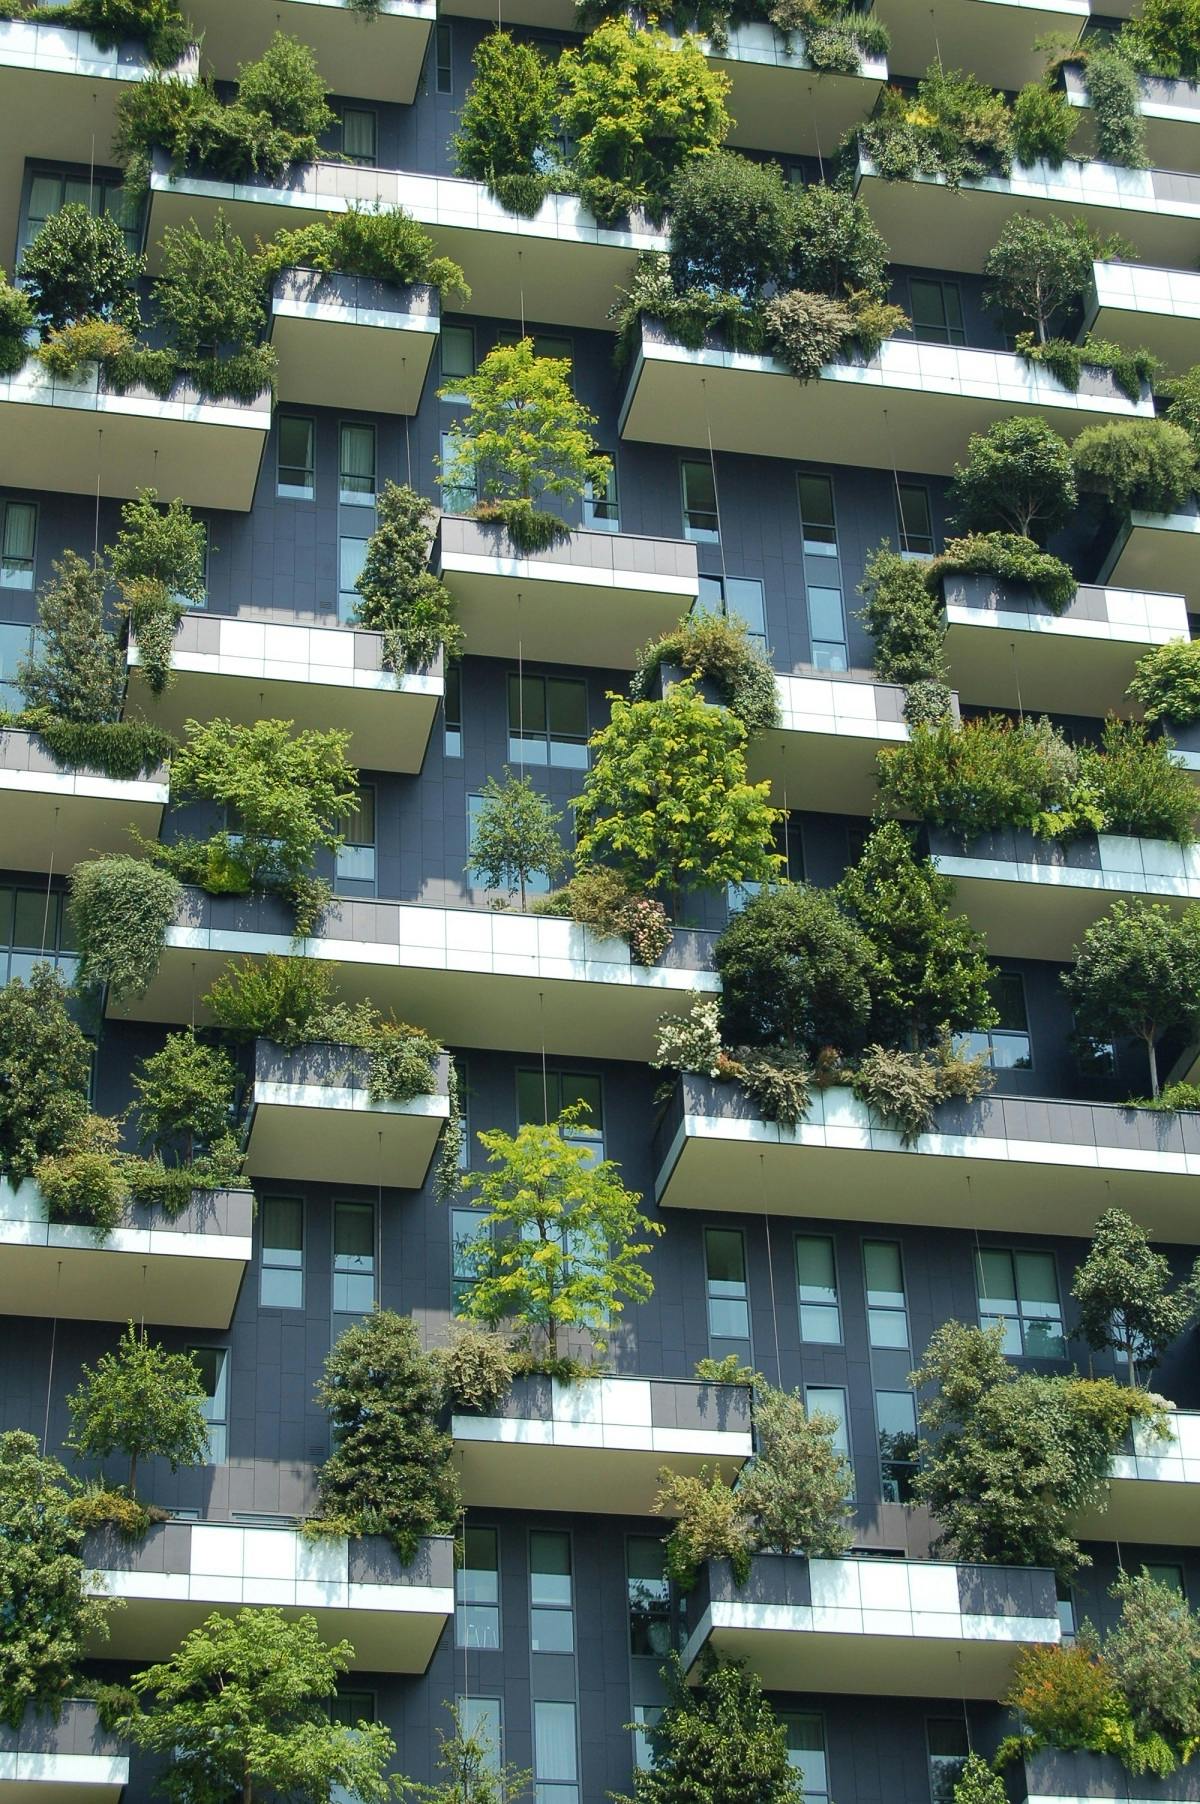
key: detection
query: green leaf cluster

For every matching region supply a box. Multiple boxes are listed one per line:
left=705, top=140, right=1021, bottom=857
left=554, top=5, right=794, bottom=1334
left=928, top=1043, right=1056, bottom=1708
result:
left=0, top=263, right=34, bottom=373
left=451, top=30, right=560, bottom=217
left=15, top=552, right=125, bottom=725
left=1128, top=636, right=1200, bottom=725
left=630, top=610, right=781, bottom=735
left=929, top=532, right=1076, bottom=614
left=17, top=204, right=143, bottom=333
left=1016, top=330, right=1160, bottom=402
left=949, top=417, right=1078, bottom=542
left=1119, top=0, right=1200, bottom=79
left=1072, top=1205, right=1200, bottom=1381
left=132, top=1032, right=236, bottom=1164
left=352, top=482, right=462, bottom=669
left=853, top=63, right=1014, bottom=188
left=467, top=769, right=567, bottom=908
left=857, top=543, right=949, bottom=684
left=0, top=0, right=191, bottom=66
left=396, top=1703, right=531, bottom=1804
left=1072, top=418, right=1199, bottom=515
left=715, top=884, right=875, bottom=1053
left=258, top=205, right=469, bottom=304
left=1063, top=898, right=1200, bottom=1096
left=69, top=854, right=183, bottom=1002
left=612, top=1655, right=805, bottom=1804
left=0, top=964, right=93, bottom=1181
left=982, top=215, right=1133, bottom=345
left=67, top=1321, right=210, bottom=1498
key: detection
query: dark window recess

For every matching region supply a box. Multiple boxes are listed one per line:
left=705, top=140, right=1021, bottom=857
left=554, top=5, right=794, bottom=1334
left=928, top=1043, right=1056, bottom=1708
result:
left=910, top=278, right=966, bottom=346
left=507, top=673, right=588, bottom=768
left=965, top=973, right=1031, bottom=1070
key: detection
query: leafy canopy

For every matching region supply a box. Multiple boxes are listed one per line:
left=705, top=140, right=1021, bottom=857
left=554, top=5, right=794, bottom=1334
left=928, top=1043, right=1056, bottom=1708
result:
left=17, top=552, right=126, bottom=726
left=17, top=203, right=143, bottom=332
left=352, top=482, right=461, bottom=670
left=67, top=1323, right=209, bottom=1498
left=69, top=855, right=183, bottom=1003
left=1071, top=1206, right=1200, bottom=1381
left=396, top=1703, right=531, bottom=1804
left=1062, top=898, right=1200, bottom=1096
left=467, top=769, right=567, bottom=908
left=983, top=216, right=1130, bottom=344
left=714, top=884, right=875, bottom=1053
left=612, top=1656, right=804, bottom=1804
left=1072, top=418, right=1199, bottom=515
left=668, top=151, right=795, bottom=300
left=0, top=965, right=92, bottom=1180
left=1128, top=637, right=1200, bottom=726
left=948, top=416, right=1077, bottom=542
left=131, top=1032, right=237, bottom=1163
left=451, top=30, right=558, bottom=216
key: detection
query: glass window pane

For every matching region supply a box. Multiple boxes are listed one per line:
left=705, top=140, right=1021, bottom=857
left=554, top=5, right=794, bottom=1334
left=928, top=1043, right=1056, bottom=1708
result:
left=799, top=1303, right=841, bottom=1343
left=708, top=1297, right=750, bottom=1339
left=864, top=1241, right=903, bottom=1305
left=797, top=474, right=836, bottom=550
left=784, top=1713, right=828, bottom=1796
left=334, top=1202, right=374, bottom=1260
left=724, top=576, right=766, bottom=639
left=869, top=1310, right=910, bottom=1349
left=943, top=283, right=965, bottom=337
left=442, top=325, right=474, bottom=382
left=530, top=1529, right=571, bottom=1580
left=531, top=1608, right=574, bottom=1652
left=897, top=483, right=933, bottom=555
left=534, top=1703, right=577, bottom=1785
left=339, top=423, right=376, bottom=499
left=1015, top=1251, right=1060, bottom=1310
left=547, top=678, right=587, bottom=740
left=440, top=431, right=476, bottom=510
left=436, top=21, right=454, bottom=93
left=263, top=1197, right=303, bottom=1257
left=509, top=672, right=547, bottom=734
left=806, top=1387, right=849, bottom=1460
left=260, top=1267, right=303, bottom=1308
left=457, top=1700, right=501, bottom=1771
left=342, top=107, right=377, bottom=164
left=910, top=278, right=947, bottom=341
left=796, top=1237, right=836, bottom=1302
left=13, top=890, right=47, bottom=950
left=278, top=416, right=314, bottom=496
left=807, top=587, right=846, bottom=645
left=976, top=1248, right=1016, bottom=1310
left=706, top=1229, right=746, bottom=1286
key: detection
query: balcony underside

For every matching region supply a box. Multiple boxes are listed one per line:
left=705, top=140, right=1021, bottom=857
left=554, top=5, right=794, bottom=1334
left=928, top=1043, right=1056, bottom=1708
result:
left=1101, top=513, right=1200, bottom=609
left=870, top=0, right=1087, bottom=91
left=439, top=555, right=693, bottom=669
left=0, top=1233, right=249, bottom=1328
left=748, top=721, right=899, bottom=814
left=942, top=612, right=1162, bottom=716
left=935, top=856, right=1198, bottom=958
left=450, top=1436, right=747, bottom=1515
left=1076, top=1477, right=1200, bottom=1545
left=0, top=1760, right=128, bottom=1804
left=1086, top=291, right=1200, bottom=372
left=722, top=59, right=886, bottom=157
left=269, top=305, right=438, bottom=414
left=182, top=0, right=434, bottom=103
left=440, top=0, right=574, bottom=19
left=0, top=60, right=135, bottom=266
left=92, top=1592, right=447, bottom=1671
left=0, top=771, right=167, bottom=873
left=245, top=1085, right=449, bottom=1187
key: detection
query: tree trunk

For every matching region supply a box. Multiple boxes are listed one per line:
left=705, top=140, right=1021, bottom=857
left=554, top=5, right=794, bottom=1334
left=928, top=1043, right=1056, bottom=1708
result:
left=128, top=1449, right=138, bottom=1499
left=1125, top=1326, right=1138, bottom=1387
left=1146, top=1032, right=1160, bottom=1099
left=242, top=1762, right=253, bottom=1804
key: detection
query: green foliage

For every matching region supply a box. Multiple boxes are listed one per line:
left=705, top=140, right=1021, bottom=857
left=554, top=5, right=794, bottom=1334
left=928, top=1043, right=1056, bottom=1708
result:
left=1016, top=330, right=1160, bottom=402
left=1106, top=1569, right=1200, bottom=1751
left=1072, top=1205, right=1200, bottom=1381
left=877, top=714, right=1089, bottom=841
left=762, top=287, right=852, bottom=380
left=0, top=964, right=92, bottom=1181
left=204, top=954, right=339, bottom=1045
left=736, top=1380, right=854, bottom=1557
left=459, top=1107, right=661, bottom=1360
left=533, top=866, right=674, bottom=964
left=910, top=1319, right=1158, bottom=1576
left=949, top=416, right=1077, bottom=542
left=110, top=487, right=206, bottom=606
left=17, top=203, right=142, bottom=332
left=630, top=611, right=780, bottom=735
left=930, top=531, right=1076, bottom=614
left=725, top=1045, right=813, bottom=1128
left=396, top=1704, right=531, bottom=1804
left=259, top=206, right=468, bottom=303
left=1001, top=1633, right=1181, bottom=1778
left=66, top=1482, right=163, bottom=1539
left=855, top=63, right=1013, bottom=187
left=1086, top=43, right=1149, bottom=167
left=16, top=551, right=125, bottom=724
left=67, top=1322, right=209, bottom=1498
left=452, top=30, right=557, bottom=216
left=352, top=482, right=461, bottom=670
left=1064, top=898, right=1200, bottom=1097
left=154, top=211, right=266, bottom=366
left=1165, top=361, right=1200, bottom=456
left=0, top=711, right=174, bottom=781
left=715, top=884, right=875, bottom=1052
left=613, top=1655, right=803, bottom=1804
left=131, top=1033, right=236, bottom=1164
left=1012, top=78, right=1078, bottom=165
left=467, top=769, right=566, bottom=908
left=33, top=317, right=134, bottom=377
left=0, top=265, right=33, bottom=373
left=1088, top=715, right=1196, bottom=844
left=35, top=1113, right=127, bottom=1238
left=1128, top=637, right=1200, bottom=724
left=1072, top=418, right=1199, bottom=515
left=557, top=22, right=732, bottom=225
left=669, top=151, right=794, bottom=300
left=1120, top=0, right=1200, bottom=78
left=433, top=1322, right=514, bottom=1416
left=574, top=685, right=783, bottom=902
left=983, top=215, right=1129, bottom=345
left=788, top=182, right=890, bottom=300
left=837, top=821, right=998, bottom=1049
left=69, top=855, right=182, bottom=1001
left=609, top=250, right=764, bottom=368
left=0, top=1431, right=110, bottom=1730
left=314, top=1310, right=460, bottom=1562
left=121, top=1606, right=394, bottom=1804
left=857, top=543, right=948, bottom=684
left=852, top=1040, right=992, bottom=1145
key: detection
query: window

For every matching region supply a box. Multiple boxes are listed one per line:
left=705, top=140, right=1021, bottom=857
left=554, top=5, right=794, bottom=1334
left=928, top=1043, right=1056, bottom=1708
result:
left=631, top=1705, right=662, bottom=1773
left=468, top=790, right=556, bottom=897
left=1056, top=1579, right=1076, bottom=1642
left=498, top=330, right=572, bottom=363
left=335, top=785, right=376, bottom=893
left=260, top=1196, right=303, bottom=1308
left=530, top=1529, right=574, bottom=1653
left=583, top=466, right=619, bottom=531
left=807, top=585, right=848, bottom=673
left=330, top=1691, right=374, bottom=1728
left=444, top=660, right=463, bottom=757
left=456, top=1698, right=502, bottom=1772
left=796, top=1236, right=840, bottom=1343
left=456, top=1525, right=500, bottom=1649
left=337, top=536, right=367, bottom=624
left=704, top=1227, right=749, bottom=1345
left=188, top=1346, right=229, bottom=1463
left=896, top=483, right=935, bottom=558
left=277, top=415, right=315, bottom=500
left=440, top=326, right=475, bottom=402
left=927, top=1719, right=969, bottom=1804
left=681, top=460, right=719, bottom=542
left=0, top=884, right=78, bottom=985
left=435, top=20, right=453, bottom=93
left=697, top=573, right=767, bottom=646
left=627, top=1536, right=671, bottom=1658
left=783, top=1714, right=829, bottom=1802
left=0, top=621, right=34, bottom=713
left=440, top=429, right=476, bottom=514
left=333, top=1200, right=376, bottom=1316
left=863, top=1240, right=909, bottom=1350
left=1, top=501, right=36, bottom=589
left=451, top=1206, right=488, bottom=1311
left=507, top=673, right=588, bottom=768
left=806, top=1385, right=851, bottom=1469
left=965, top=973, right=1031, bottom=1070
left=533, top=1700, right=578, bottom=1804
left=1143, top=1561, right=1185, bottom=1594
left=23, top=168, right=141, bottom=256
left=910, top=277, right=965, bottom=346
left=339, top=423, right=376, bottom=505
left=797, top=474, right=837, bottom=556
left=976, top=1247, right=1065, bottom=1358
left=340, top=106, right=377, bottom=166
left=876, top=1390, right=919, bottom=1503
left=517, top=1069, right=603, bottom=1162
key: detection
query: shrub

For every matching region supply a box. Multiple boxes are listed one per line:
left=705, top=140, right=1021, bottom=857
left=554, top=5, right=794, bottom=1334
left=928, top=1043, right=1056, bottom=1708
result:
left=1165, top=361, right=1200, bottom=456
left=788, top=182, right=889, bottom=301
left=851, top=1043, right=944, bottom=1144
left=651, top=995, right=724, bottom=1077
left=452, top=30, right=557, bottom=216
left=204, top=953, right=338, bottom=1044
left=1083, top=716, right=1196, bottom=845
left=654, top=1466, right=750, bottom=1589
left=736, top=1381, right=854, bottom=1558
left=1016, top=330, right=1160, bottom=402
left=153, top=211, right=266, bottom=365
left=611, top=1654, right=804, bottom=1804
left=0, top=266, right=33, bottom=374
left=1012, top=79, right=1078, bottom=165
left=629, top=611, right=780, bottom=735
left=726, top=1047, right=812, bottom=1128
left=902, top=678, right=955, bottom=727
left=857, top=543, right=948, bottom=684
left=714, top=885, right=875, bottom=1053
left=109, top=487, right=206, bottom=607
left=856, top=63, right=1013, bottom=188
left=17, top=204, right=143, bottom=332
left=0, top=965, right=92, bottom=1181
left=12, top=713, right=175, bottom=781
left=362, top=1021, right=441, bottom=1105
left=352, top=482, right=461, bottom=670
left=34, top=318, right=135, bottom=378
left=949, top=417, right=1077, bottom=542
left=877, top=713, right=1099, bottom=842
left=35, top=1114, right=126, bottom=1239
left=1072, top=419, right=1199, bottom=515
left=609, top=249, right=764, bottom=366
left=930, top=532, right=1076, bottom=614
left=69, top=856, right=182, bottom=1001
left=1120, top=0, right=1200, bottom=79
left=1106, top=1569, right=1200, bottom=1749
left=1072, top=1205, right=1200, bottom=1382
left=66, top=1483, right=161, bottom=1540
left=953, top=1754, right=1008, bottom=1804
left=668, top=151, right=794, bottom=300
left=533, top=866, right=673, bottom=964
left=131, top=1033, right=236, bottom=1163
left=16, top=551, right=125, bottom=724
left=434, top=1322, right=514, bottom=1415
left=1128, top=638, right=1200, bottom=724
left=762, top=288, right=853, bottom=380
left=1003, top=1641, right=1132, bottom=1757
left=259, top=205, right=468, bottom=302
left=1086, top=43, right=1149, bottom=167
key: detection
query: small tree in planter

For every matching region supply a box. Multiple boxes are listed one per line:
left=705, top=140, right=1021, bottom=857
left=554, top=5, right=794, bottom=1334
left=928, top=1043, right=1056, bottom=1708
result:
left=17, top=204, right=143, bottom=334
left=458, top=1107, right=662, bottom=1365
left=467, top=768, right=567, bottom=908
left=16, top=552, right=126, bottom=725
left=451, top=29, right=558, bottom=217
left=668, top=151, right=795, bottom=300
left=353, top=483, right=462, bottom=672
left=611, top=1656, right=804, bottom=1804
left=948, top=417, right=1078, bottom=543
left=1072, top=1206, right=1200, bottom=1384
left=982, top=215, right=1129, bottom=344
left=67, top=1322, right=209, bottom=1500
left=108, top=487, right=208, bottom=697
left=131, top=1032, right=237, bottom=1164
left=396, top=1702, right=531, bottom=1804
left=713, top=884, right=875, bottom=1053
left=1071, top=418, right=1198, bottom=517
left=0, top=964, right=92, bottom=1181
left=1061, top=898, right=1200, bottom=1097
left=438, top=337, right=611, bottom=552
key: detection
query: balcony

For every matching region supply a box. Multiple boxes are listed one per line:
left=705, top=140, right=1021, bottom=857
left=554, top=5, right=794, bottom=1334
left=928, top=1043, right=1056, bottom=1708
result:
left=1013, top=1747, right=1200, bottom=1801
left=0, top=23, right=196, bottom=267
left=0, top=360, right=271, bottom=512
left=1099, top=502, right=1200, bottom=610
left=106, top=888, right=720, bottom=1060
left=441, top=0, right=574, bottom=20
left=182, top=0, right=434, bottom=104
left=269, top=270, right=439, bottom=414
left=854, top=150, right=1200, bottom=274
left=244, top=1039, right=452, bottom=1188
left=0, top=1703, right=127, bottom=1804
left=701, top=23, right=887, bottom=158
left=1085, top=259, right=1200, bottom=374
left=144, top=155, right=668, bottom=332
left=746, top=671, right=918, bottom=814
left=0, top=727, right=168, bottom=873
left=84, top=1522, right=454, bottom=1671
left=0, top=1178, right=252, bottom=1329
left=1074, top=1411, right=1200, bottom=1545
left=928, top=826, right=1200, bottom=958
left=870, top=0, right=1087, bottom=92
left=682, top=1554, right=1059, bottom=1697
left=652, top=1075, right=1200, bottom=1244
left=617, top=320, right=1153, bottom=474
left=124, top=612, right=444, bottom=775
left=432, top=516, right=699, bottom=668
left=941, top=572, right=1190, bottom=716
left=1065, top=63, right=1200, bottom=177
left=451, top=1374, right=752, bottom=1514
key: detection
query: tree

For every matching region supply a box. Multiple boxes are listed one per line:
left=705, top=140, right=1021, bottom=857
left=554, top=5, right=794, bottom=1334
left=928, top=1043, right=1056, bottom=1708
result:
left=1071, top=418, right=1198, bottom=516
left=611, top=1656, right=804, bottom=1804
left=439, top=337, right=611, bottom=551
left=131, top=1032, right=237, bottom=1163
left=668, top=151, right=795, bottom=300
left=352, top=483, right=461, bottom=670
left=948, top=417, right=1077, bottom=543
left=573, top=685, right=783, bottom=911
left=69, top=855, right=182, bottom=1002
left=1104, top=1570, right=1200, bottom=1750
left=396, top=1703, right=531, bottom=1804
left=467, top=769, right=567, bottom=908
left=204, top=953, right=339, bottom=1046
left=1165, top=361, right=1200, bottom=456
left=1061, top=899, right=1200, bottom=1096
left=857, top=543, right=948, bottom=686
left=1120, top=0, right=1200, bottom=81
left=17, top=202, right=143, bottom=331
left=67, top=1322, right=209, bottom=1498
left=735, top=1383, right=854, bottom=1559
left=108, top=488, right=207, bottom=606
left=953, top=1754, right=1008, bottom=1804
left=459, top=1106, right=662, bottom=1361
left=120, top=1607, right=395, bottom=1804
left=982, top=216, right=1126, bottom=343
left=837, top=821, right=997, bottom=1050
left=0, top=964, right=91, bottom=1181
left=451, top=30, right=558, bottom=215
left=789, top=183, right=890, bottom=300
left=314, top=1310, right=460, bottom=1561
left=0, top=1431, right=109, bottom=1730
left=16, top=552, right=125, bottom=724
left=713, top=884, right=875, bottom=1052
left=910, top=1319, right=1153, bottom=1577
left=153, top=212, right=267, bottom=364
left=1071, top=1207, right=1200, bottom=1383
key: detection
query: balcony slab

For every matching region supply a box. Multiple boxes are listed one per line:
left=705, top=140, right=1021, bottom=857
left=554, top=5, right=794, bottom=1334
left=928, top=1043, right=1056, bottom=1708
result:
left=183, top=0, right=434, bottom=104
left=705, top=23, right=887, bottom=157
left=1066, top=63, right=1200, bottom=177
left=1085, top=258, right=1200, bottom=374
left=746, top=671, right=916, bottom=813
left=269, top=270, right=439, bottom=414
left=0, top=1704, right=128, bottom=1804
left=872, top=0, right=1087, bottom=91
left=1100, top=505, right=1200, bottom=611
left=1076, top=1411, right=1200, bottom=1545
left=0, top=728, right=168, bottom=872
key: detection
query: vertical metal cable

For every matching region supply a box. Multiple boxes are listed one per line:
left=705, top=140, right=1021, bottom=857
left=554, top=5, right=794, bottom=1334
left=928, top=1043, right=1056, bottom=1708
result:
left=700, top=380, right=728, bottom=590
left=39, top=814, right=57, bottom=955
left=42, top=1277, right=60, bottom=1450
left=760, top=1154, right=782, bottom=1385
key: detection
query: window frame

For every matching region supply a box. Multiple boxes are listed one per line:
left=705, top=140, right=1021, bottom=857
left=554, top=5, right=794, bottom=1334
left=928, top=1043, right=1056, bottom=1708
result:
left=277, top=414, right=316, bottom=502
left=863, top=1238, right=910, bottom=1352
left=0, top=499, right=37, bottom=590
left=795, top=1233, right=842, bottom=1346
left=896, top=481, right=936, bottom=558
left=435, top=19, right=454, bottom=93
left=704, top=1224, right=750, bottom=1348
left=681, top=459, right=719, bottom=543
left=187, top=1345, right=229, bottom=1464
left=975, top=1245, right=1066, bottom=1359
left=910, top=276, right=966, bottom=347
left=338, top=420, right=377, bottom=507
left=528, top=1526, right=574, bottom=1655
left=332, top=1198, right=377, bottom=1318
left=259, top=1194, right=304, bottom=1309
left=340, top=105, right=378, bottom=168
left=455, top=1524, right=501, bottom=1650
